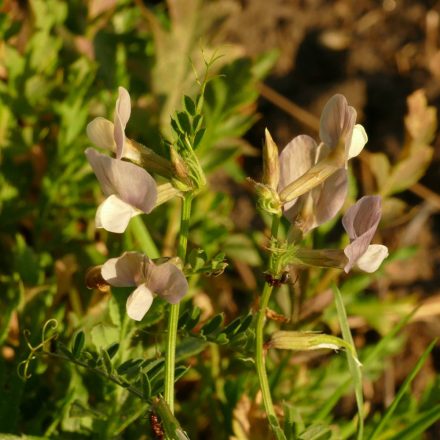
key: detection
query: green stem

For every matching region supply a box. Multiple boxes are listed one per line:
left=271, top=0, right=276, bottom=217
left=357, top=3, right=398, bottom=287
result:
left=164, top=194, right=193, bottom=413
left=44, top=352, right=145, bottom=400
left=255, top=215, right=286, bottom=439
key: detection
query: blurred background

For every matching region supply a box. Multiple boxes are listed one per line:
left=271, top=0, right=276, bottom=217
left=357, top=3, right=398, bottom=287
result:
left=1, top=0, right=439, bottom=438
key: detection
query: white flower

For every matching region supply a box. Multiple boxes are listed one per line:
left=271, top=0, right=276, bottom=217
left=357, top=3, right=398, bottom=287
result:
left=101, top=252, right=188, bottom=321
left=85, top=148, right=157, bottom=233
left=342, top=195, right=388, bottom=273
left=85, top=87, right=158, bottom=233
left=278, top=94, right=368, bottom=206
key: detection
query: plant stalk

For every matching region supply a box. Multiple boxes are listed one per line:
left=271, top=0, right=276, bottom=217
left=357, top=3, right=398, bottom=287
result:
left=164, top=193, right=193, bottom=413
left=255, top=215, right=286, bottom=439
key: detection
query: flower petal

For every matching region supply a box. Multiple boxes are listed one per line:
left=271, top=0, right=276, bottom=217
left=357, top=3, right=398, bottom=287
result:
left=343, top=195, right=382, bottom=272
left=126, top=284, right=154, bottom=321
left=85, top=148, right=157, bottom=213
left=342, top=195, right=381, bottom=240
left=95, top=195, right=141, bottom=233
left=355, top=244, right=388, bottom=273
left=347, top=124, right=368, bottom=160
left=145, top=261, right=188, bottom=304
left=319, top=94, right=356, bottom=150
left=312, top=168, right=348, bottom=228
left=114, top=87, right=131, bottom=159
left=279, top=135, right=317, bottom=217
left=86, top=117, right=116, bottom=151
left=101, top=251, right=148, bottom=286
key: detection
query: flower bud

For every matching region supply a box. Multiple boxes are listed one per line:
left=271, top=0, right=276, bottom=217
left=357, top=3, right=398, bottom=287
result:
left=262, top=128, right=280, bottom=191
left=267, top=331, right=361, bottom=366
left=248, top=179, right=282, bottom=216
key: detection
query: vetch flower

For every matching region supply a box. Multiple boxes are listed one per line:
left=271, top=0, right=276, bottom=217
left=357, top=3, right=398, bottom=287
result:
left=342, top=195, right=388, bottom=272
left=278, top=94, right=368, bottom=205
left=319, top=94, right=367, bottom=163
left=87, top=88, right=173, bottom=178
left=101, top=251, right=189, bottom=321
left=86, top=87, right=182, bottom=233
left=85, top=148, right=157, bottom=233
left=278, top=134, right=347, bottom=232
left=285, top=195, right=388, bottom=273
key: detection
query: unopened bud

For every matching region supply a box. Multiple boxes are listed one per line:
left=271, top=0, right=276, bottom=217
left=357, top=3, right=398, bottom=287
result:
left=267, top=331, right=361, bottom=366
left=248, top=179, right=282, bottom=216
left=262, top=128, right=280, bottom=190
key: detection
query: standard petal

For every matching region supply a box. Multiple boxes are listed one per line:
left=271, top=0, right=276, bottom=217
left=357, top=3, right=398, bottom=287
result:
left=342, top=195, right=381, bottom=240
left=342, top=195, right=382, bottom=272
left=279, top=135, right=317, bottom=190
left=278, top=135, right=317, bottom=217
left=85, top=148, right=158, bottom=213
left=101, top=251, right=148, bottom=286
left=116, top=87, right=131, bottom=127
left=145, top=261, right=188, bottom=304
left=86, top=117, right=116, bottom=151
left=355, top=244, right=388, bottom=273
left=312, top=168, right=348, bottom=229
left=95, top=195, right=141, bottom=233
left=126, top=284, right=154, bottom=321
left=319, top=94, right=356, bottom=150
left=114, top=87, right=131, bottom=159
left=347, top=124, right=368, bottom=160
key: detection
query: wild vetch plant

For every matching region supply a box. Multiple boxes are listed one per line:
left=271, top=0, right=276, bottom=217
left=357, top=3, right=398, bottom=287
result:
left=4, top=1, right=439, bottom=437
left=19, top=83, right=388, bottom=439
left=248, top=94, right=387, bottom=438
left=21, top=87, right=393, bottom=439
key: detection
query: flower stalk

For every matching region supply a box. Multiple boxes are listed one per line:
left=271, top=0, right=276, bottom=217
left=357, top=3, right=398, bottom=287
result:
left=164, top=193, right=193, bottom=413
left=255, top=214, right=286, bottom=440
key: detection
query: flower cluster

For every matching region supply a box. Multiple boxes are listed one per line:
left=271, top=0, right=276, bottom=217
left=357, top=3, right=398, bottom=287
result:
left=85, top=87, right=159, bottom=234
left=86, top=88, right=189, bottom=320
left=261, top=94, right=387, bottom=273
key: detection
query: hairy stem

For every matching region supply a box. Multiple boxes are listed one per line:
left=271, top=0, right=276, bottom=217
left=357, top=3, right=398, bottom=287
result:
left=164, top=193, right=193, bottom=412
left=255, top=215, right=286, bottom=439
